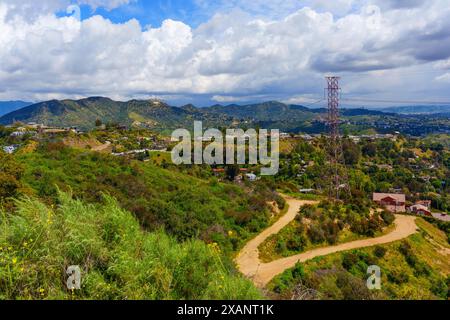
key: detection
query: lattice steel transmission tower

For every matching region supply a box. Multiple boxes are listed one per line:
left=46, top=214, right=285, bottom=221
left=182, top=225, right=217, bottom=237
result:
left=325, top=76, right=348, bottom=199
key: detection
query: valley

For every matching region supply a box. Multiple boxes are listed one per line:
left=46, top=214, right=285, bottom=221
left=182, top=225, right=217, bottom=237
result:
left=0, top=112, right=448, bottom=300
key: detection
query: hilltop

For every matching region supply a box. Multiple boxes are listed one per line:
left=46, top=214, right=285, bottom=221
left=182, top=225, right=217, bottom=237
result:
left=1, top=97, right=449, bottom=135
left=0, top=101, right=33, bottom=116
left=0, top=98, right=224, bottom=134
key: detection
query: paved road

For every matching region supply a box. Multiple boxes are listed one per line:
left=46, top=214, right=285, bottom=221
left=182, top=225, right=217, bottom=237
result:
left=236, top=196, right=418, bottom=288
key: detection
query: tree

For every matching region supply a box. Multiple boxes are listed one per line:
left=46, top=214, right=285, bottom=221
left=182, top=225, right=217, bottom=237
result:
left=362, top=142, right=377, bottom=157
left=95, top=119, right=103, bottom=127
left=343, top=139, right=361, bottom=165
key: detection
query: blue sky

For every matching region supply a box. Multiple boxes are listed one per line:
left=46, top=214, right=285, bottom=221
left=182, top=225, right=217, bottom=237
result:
left=1, top=0, right=450, bottom=106
left=59, top=1, right=213, bottom=28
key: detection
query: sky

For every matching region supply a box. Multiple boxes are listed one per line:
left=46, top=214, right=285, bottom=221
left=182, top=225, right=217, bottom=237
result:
left=0, top=0, right=450, bottom=107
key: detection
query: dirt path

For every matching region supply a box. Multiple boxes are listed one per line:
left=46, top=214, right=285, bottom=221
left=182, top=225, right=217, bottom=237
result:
left=236, top=196, right=419, bottom=288
left=92, top=141, right=111, bottom=152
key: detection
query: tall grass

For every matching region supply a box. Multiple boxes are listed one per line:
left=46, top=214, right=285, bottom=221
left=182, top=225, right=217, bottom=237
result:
left=0, top=192, right=261, bottom=300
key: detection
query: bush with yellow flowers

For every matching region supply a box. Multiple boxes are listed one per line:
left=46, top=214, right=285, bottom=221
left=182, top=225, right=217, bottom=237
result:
left=0, top=192, right=261, bottom=300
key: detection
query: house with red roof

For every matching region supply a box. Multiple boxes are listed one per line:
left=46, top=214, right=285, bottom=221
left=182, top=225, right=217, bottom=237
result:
left=373, top=193, right=406, bottom=213
left=408, top=204, right=432, bottom=217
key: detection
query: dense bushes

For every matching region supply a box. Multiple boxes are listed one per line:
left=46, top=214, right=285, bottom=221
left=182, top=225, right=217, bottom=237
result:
left=0, top=193, right=261, bottom=300
left=15, top=144, right=278, bottom=252
left=260, top=199, right=396, bottom=261
left=270, top=235, right=449, bottom=300
left=0, top=152, right=28, bottom=209
left=304, top=201, right=388, bottom=243
left=271, top=262, right=373, bottom=300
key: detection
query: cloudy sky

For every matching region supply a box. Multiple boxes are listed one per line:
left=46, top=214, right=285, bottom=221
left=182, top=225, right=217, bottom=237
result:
left=0, top=0, right=450, bottom=107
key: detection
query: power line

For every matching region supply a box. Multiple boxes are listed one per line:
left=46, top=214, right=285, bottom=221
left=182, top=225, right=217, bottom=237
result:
left=302, top=99, right=325, bottom=108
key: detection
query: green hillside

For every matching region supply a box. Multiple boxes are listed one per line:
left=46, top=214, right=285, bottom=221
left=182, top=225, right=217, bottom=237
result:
left=0, top=192, right=261, bottom=300
left=0, top=97, right=239, bottom=133
left=0, top=98, right=389, bottom=133
left=11, top=142, right=283, bottom=252
left=268, top=218, right=449, bottom=300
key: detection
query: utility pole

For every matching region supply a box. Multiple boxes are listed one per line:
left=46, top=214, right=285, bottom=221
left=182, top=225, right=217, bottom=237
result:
left=325, top=76, right=348, bottom=199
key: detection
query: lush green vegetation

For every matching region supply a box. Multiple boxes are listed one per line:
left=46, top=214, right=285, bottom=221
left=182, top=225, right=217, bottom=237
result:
left=275, top=136, right=450, bottom=213
left=268, top=218, right=449, bottom=300
left=12, top=142, right=283, bottom=253
left=259, top=200, right=395, bottom=262
left=0, top=192, right=261, bottom=300
left=1, top=124, right=449, bottom=301
left=2, top=98, right=449, bottom=135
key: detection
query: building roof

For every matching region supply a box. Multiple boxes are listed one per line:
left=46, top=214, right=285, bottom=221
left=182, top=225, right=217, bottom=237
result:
left=373, top=193, right=406, bottom=202
left=410, top=204, right=430, bottom=212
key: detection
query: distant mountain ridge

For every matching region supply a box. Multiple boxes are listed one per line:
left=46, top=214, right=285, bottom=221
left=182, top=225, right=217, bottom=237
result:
left=375, top=105, right=450, bottom=115
left=0, top=97, right=440, bottom=135
left=0, top=97, right=237, bottom=133
left=0, top=101, right=33, bottom=116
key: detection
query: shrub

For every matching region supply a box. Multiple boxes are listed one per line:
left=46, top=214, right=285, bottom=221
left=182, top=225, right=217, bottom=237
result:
left=342, top=252, right=359, bottom=271
left=291, top=262, right=305, bottom=280
left=286, top=234, right=307, bottom=252
left=335, top=272, right=372, bottom=300
left=431, top=279, right=448, bottom=299
left=387, top=270, right=409, bottom=284
left=381, top=210, right=395, bottom=226
left=398, top=241, right=418, bottom=267
left=373, top=246, right=387, bottom=258
left=308, top=224, right=326, bottom=244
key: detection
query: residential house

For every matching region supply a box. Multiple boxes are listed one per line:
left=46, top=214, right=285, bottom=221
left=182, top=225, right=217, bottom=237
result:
left=373, top=193, right=406, bottom=213
left=408, top=204, right=432, bottom=217
left=416, top=200, right=431, bottom=210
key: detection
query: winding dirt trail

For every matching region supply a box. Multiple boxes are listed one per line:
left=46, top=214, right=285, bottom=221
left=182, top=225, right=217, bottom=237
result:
left=236, top=196, right=419, bottom=288
left=92, top=141, right=112, bottom=152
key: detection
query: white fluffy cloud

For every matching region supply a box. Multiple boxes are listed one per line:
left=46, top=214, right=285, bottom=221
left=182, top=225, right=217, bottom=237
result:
left=0, top=0, right=450, bottom=104
left=1, top=0, right=134, bottom=21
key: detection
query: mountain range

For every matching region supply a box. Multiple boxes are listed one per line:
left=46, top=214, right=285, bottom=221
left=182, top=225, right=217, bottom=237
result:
left=0, top=97, right=448, bottom=135
left=375, top=105, right=450, bottom=115
left=0, top=100, right=33, bottom=116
